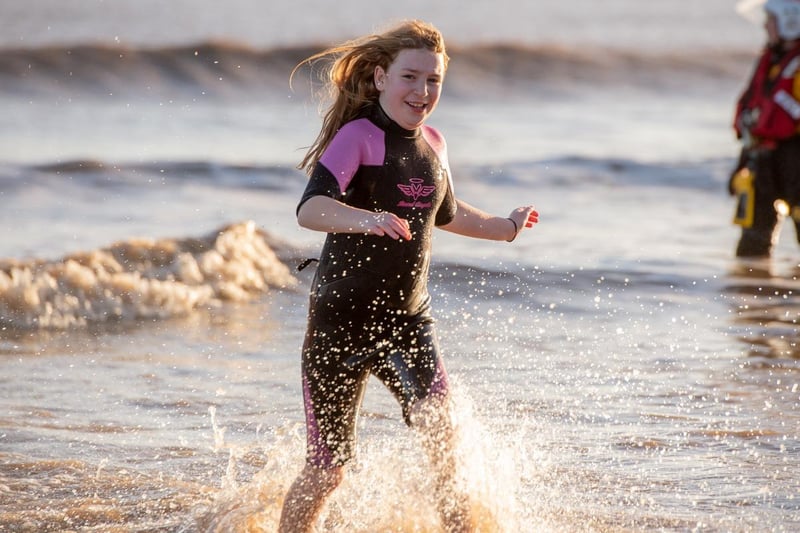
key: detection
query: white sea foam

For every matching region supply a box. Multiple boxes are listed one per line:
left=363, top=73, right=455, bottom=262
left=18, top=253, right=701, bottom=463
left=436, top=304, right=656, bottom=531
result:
left=0, top=221, right=297, bottom=329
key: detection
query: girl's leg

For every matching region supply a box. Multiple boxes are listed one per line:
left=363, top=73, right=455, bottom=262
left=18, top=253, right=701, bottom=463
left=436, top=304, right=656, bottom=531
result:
left=278, top=464, right=344, bottom=533
left=373, top=318, right=473, bottom=532
left=285, top=303, right=370, bottom=532
left=410, top=395, right=473, bottom=533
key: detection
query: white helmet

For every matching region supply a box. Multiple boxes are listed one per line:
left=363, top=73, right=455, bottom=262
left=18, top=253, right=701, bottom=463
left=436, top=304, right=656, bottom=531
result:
left=766, top=0, right=800, bottom=40
left=737, top=0, right=800, bottom=40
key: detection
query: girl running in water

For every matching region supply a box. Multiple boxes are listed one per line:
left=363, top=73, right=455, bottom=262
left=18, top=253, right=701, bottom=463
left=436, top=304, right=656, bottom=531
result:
left=280, top=19, right=539, bottom=533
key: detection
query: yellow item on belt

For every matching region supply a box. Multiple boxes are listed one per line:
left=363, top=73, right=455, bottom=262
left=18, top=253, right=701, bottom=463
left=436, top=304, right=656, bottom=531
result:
left=732, top=167, right=755, bottom=228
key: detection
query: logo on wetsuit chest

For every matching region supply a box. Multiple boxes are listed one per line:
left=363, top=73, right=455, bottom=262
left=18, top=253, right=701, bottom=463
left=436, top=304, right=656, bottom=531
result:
left=397, top=178, right=435, bottom=208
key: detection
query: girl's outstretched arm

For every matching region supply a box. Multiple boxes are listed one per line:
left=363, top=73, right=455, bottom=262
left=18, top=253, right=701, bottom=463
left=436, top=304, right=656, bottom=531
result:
left=297, top=195, right=412, bottom=240
left=441, top=200, right=538, bottom=241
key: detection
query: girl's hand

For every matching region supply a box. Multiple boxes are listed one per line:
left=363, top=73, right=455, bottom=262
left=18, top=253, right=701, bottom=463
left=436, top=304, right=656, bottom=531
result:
left=366, top=212, right=412, bottom=240
left=507, top=206, right=539, bottom=241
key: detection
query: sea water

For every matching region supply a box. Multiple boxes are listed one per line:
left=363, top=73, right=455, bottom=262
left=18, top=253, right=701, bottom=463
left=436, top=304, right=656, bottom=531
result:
left=1, top=1, right=799, bottom=531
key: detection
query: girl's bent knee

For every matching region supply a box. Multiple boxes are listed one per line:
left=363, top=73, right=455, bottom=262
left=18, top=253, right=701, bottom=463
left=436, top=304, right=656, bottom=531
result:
left=301, top=464, right=344, bottom=493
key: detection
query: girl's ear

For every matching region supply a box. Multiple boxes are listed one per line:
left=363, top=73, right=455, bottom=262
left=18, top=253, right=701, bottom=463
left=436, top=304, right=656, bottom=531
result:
left=374, top=66, right=386, bottom=91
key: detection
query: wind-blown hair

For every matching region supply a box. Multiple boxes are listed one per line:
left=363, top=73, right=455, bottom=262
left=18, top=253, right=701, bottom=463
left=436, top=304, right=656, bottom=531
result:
left=290, top=20, right=449, bottom=174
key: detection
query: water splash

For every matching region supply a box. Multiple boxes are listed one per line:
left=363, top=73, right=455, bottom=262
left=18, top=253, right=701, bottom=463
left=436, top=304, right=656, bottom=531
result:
left=0, top=220, right=298, bottom=330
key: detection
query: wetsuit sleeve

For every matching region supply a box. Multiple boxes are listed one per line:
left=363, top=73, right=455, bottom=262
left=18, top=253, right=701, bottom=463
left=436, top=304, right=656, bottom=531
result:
left=297, top=163, right=341, bottom=215
left=435, top=175, right=457, bottom=226
left=422, top=125, right=458, bottom=226
left=297, top=119, right=385, bottom=214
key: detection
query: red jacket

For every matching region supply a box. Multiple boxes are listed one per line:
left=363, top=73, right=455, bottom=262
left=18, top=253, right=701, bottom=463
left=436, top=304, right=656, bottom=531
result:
left=735, top=43, right=800, bottom=146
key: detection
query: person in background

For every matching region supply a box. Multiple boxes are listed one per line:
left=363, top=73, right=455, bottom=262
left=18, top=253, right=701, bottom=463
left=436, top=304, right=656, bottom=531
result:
left=279, top=19, right=538, bottom=533
left=730, top=0, right=800, bottom=257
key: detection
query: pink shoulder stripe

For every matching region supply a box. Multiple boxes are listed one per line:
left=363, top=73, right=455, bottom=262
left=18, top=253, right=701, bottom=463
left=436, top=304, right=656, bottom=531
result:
left=319, top=118, right=386, bottom=193
left=421, top=125, right=454, bottom=193
left=421, top=125, right=448, bottom=167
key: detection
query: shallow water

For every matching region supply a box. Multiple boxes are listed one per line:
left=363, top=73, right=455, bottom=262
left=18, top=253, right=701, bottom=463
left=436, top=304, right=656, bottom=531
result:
left=2, top=159, right=799, bottom=531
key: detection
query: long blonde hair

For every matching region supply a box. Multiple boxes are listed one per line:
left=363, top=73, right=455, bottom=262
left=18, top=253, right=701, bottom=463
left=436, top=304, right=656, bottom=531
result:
left=291, top=20, right=449, bottom=174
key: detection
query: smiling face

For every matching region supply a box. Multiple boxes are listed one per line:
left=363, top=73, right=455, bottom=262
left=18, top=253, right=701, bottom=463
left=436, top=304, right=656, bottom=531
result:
left=373, top=48, right=445, bottom=130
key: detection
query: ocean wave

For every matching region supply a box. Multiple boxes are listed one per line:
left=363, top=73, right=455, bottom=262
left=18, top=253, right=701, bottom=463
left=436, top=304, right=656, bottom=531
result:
left=0, top=40, right=314, bottom=98
left=0, top=221, right=298, bottom=330
left=24, top=159, right=304, bottom=191
left=0, top=40, right=756, bottom=99
left=456, top=155, right=730, bottom=192
left=3, top=153, right=727, bottom=195
left=431, top=261, right=706, bottom=298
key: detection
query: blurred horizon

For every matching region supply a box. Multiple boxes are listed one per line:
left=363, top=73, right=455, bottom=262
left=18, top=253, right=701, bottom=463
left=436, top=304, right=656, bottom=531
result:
left=0, top=0, right=761, bottom=52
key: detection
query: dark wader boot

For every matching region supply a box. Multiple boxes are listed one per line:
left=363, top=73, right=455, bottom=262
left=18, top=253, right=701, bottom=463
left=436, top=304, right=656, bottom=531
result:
left=735, top=138, right=800, bottom=258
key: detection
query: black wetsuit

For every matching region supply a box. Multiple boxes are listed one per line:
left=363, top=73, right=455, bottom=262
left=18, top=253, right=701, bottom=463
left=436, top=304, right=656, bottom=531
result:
left=297, top=103, right=457, bottom=468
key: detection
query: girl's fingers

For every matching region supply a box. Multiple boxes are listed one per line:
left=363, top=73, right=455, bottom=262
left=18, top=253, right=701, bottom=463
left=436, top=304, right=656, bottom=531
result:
left=373, top=213, right=411, bottom=240
left=526, top=210, right=539, bottom=227
left=393, top=218, right=412, bottom=240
